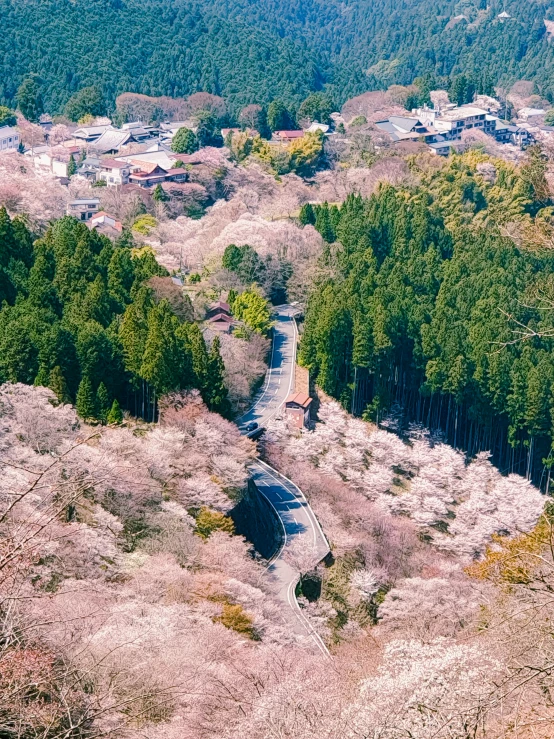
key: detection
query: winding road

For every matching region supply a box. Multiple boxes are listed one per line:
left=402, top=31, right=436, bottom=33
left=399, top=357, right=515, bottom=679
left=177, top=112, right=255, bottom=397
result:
left=237, top=306, right=331, bottom=656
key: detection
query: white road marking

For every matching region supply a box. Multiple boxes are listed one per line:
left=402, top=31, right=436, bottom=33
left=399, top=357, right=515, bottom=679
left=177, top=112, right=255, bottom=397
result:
left=256, top=460, right=326, bottom=549
left=240, top=306, right=330, bottom=657
left=286, top=579, right=330, bottom=658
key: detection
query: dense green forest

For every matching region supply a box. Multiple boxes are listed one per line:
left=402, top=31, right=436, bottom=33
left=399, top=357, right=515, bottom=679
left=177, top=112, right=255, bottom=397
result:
left=0, top=210, right=229, bottom=421
left=299, top=150, right=554, bottom=487
left=0, top=0, right=553, bottom=116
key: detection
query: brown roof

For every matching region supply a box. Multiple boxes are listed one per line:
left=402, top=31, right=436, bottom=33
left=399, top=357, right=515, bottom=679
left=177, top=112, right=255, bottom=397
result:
left=207, top=313, right=233, bottom=324
left=166, top=167, right=187, bottom=175
left=130, top=160, right=167, bottom=175
left=210, top=300, right=231, bottom=313
left=285, top=392, right=312, bottom=408
left=101, top=158, right=130, bottom=169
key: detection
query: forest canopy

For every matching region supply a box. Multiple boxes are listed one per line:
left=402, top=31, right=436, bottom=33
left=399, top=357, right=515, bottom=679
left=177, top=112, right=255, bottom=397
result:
left=0, top=0, right=553, bottom=116
left=300, top=149, right=554, bottom=488
left=0, top=210, right=230, bottom=421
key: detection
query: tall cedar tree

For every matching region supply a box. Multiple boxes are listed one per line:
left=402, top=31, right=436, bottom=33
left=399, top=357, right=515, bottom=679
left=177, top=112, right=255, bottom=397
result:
left=205, top=336, right=231, bottom=417
left=96, top=382, right=110, bottom=424
left=76, top=375, right=96, bottom=421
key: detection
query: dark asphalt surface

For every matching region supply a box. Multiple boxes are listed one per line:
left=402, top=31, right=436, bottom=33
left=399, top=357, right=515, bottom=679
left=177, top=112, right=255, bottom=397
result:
left=238, top=305, right=330, bottom=655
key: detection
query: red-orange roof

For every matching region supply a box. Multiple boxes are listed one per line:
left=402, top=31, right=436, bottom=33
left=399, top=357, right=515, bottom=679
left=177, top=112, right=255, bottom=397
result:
left=276, top=130, right=304, bottom=139
left=285, top=392, right=312, bottom=408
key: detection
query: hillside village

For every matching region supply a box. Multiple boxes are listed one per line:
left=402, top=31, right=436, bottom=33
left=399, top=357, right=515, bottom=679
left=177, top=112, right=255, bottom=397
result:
left=4, top=0, right=554, bottom=731
left=0, top=86, right=552, bottom=189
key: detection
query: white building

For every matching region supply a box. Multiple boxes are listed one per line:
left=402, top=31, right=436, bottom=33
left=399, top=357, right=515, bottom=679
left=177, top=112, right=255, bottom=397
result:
left=415, top=105, right=495, bottom=138
left=97, top=158, right=132, bottom=186
left=66, top=199, right=101, bottom=221
left=0, top=126, right=20, bottom=152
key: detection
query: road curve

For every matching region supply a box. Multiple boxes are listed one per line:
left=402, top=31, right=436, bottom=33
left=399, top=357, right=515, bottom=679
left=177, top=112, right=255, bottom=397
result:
left=238, top=305, right=331, bottom=656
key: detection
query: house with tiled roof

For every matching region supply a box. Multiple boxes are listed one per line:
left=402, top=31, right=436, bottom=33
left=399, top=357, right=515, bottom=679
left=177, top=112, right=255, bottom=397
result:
left=73, top=125, right=113, bottom=143
left=90, top=129, right=133, bottom=155
left=273, top=130, right=304, bottom=143
left=98, top=158, right=132, bottom=186
left=128, top=161, right=168, bottom=187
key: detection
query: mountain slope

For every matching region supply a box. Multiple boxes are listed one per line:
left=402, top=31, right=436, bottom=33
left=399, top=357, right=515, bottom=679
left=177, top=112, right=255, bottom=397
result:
left=0, top=0, right=553, bottom=114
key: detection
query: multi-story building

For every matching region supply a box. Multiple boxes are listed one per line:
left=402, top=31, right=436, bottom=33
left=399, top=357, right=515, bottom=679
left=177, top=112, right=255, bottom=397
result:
left=415, top=105, right=490, bottom=140
left=376, top=102, right=534, bottom=155
left=66, top=198, right=101, bottom=221
left=0, top=126, right=20, bottom=152
left=98, top=158, right=132, bottom=186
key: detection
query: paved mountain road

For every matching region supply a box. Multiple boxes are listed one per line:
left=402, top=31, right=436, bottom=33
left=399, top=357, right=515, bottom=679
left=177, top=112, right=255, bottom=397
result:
left=237, top=305, right=330, bottom=656
left=237, top=305, right=298, bottom=431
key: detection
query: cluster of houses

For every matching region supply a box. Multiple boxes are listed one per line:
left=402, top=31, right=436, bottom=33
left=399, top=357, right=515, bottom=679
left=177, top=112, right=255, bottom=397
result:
left=8, top=115, right=329, bottom=187
left=376, top=100, right=553, bottom=156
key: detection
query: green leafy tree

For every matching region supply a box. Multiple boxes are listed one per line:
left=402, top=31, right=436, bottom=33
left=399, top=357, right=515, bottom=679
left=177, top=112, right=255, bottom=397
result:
left=119, top=287, right=152, bottom=382
left=171, top=127, right=198, bottom=154
left=267, top=100, right=295, bottom=132
left=222, top=244, right=243, bottom=272
left=140, top=301, right=192, bottom=415
left=64, top=86, right=106, bottom=122
left=520, top=145, right=549, bottom=205
left=227, top=288, right=237, bottom=309
left=194, top=110, right=223, bottom=147
left=0, top=106, right=16, bottom=127
left=16, top=76, right=43, bottom=122
left=67, top=153, right=77, bottom=177
left=298, top=92, right=334, bottom=124
left=299, top=203, right=316, bottom=226
left=76, top=375, right=96, bottom=421
left=195, top=507, right=235, bottom=538
left=232, top=290, right=272, bottom=335
left=449, top=74, right=475, bottom=106
left=96, top=381, right=110, bottom=424
left=107, top=398, right=123, bottom=424
left=288, top=131, right=324, bottom=176
left=152, top=183, right=170, bottom=202
left=187, top=322, right=209, bottom=392
left=314, top=203, right=335, bottom=242
left=108, top=248, right=135, bottom=308
left=545, top=110, right=554, bottom=126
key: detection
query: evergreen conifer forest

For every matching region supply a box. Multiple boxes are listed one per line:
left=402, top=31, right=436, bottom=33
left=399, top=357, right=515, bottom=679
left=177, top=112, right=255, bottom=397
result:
left=0, top=210, right=229, bottom=421
left=300, top=148, right=554, bottom=487
left=0, top=0, right=553, bottom=114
